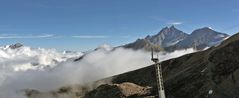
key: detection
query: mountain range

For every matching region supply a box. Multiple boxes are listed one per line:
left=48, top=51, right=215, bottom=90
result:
left=84, top=32, right=239, bottom=98
left=123, top=26, right=229, bottom=52
left=1, top=26, right=234, bottom=98
left=18, top=27, right=239, bottom=98
left=24, top=31, right=239, bottom=98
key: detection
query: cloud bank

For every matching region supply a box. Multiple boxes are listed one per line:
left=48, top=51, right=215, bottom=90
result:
left=0, top=44, right=196, bottom=98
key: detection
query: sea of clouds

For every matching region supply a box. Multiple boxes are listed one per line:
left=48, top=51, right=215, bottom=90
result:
left=0, top=44, right=196, bottom=98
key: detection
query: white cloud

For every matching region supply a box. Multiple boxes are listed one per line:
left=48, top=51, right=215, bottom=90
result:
left=151, top=16, right=183, bottom=25
left=0, top=34, right=54, bottom=39
left=72, top=35, right=108, bottom=39
left=0, top=44, right=196, bottom=98
left=167, top=22, right=183, bottom=25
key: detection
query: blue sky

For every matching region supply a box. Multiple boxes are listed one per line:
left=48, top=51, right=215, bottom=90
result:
left=0, top=0, right=239, bottom=51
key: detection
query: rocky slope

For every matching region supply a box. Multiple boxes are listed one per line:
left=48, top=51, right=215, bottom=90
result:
left=85, top=32, right=239, bottom=98
left=123, top=38, right=163, bottom=52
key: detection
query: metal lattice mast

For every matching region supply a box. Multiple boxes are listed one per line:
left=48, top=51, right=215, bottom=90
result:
left=151, top=48, right=166, bottom=98
left=193, top=41, right=197, bottom=50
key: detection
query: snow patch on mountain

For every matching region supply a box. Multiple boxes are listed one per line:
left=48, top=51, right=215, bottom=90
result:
left=165, top=39, right=184, bottom=47
left=214, top=34, right=226, bottom=39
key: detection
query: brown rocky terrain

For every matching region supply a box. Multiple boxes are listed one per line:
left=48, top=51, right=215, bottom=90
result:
left=84, top=82, right=152, bottom=98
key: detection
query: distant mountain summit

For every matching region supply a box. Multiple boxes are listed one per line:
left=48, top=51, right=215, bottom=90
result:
left=123, top=26, right=229, bottom=51
left=123, top=26, right=188, bottom=51
left=166, top=27, right=229, bottom=51
left=9, top=43, right=23, bottom=49
left=146, top=26, right=189, bottom=47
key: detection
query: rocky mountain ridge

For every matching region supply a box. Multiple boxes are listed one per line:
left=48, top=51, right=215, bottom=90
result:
left=123, top=26, right=229, bottom=52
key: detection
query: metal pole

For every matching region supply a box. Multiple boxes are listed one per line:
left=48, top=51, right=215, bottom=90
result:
left=151, top=48, right=166, bottom=98
left=155, top=62, right=166, bottom=98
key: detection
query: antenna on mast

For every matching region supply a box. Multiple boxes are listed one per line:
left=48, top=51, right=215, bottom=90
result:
left=151, top=48, right=159, bottom=63
left=193, top=41, right=197, bottom=50
left=151, top=48, right=166, bottom=98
